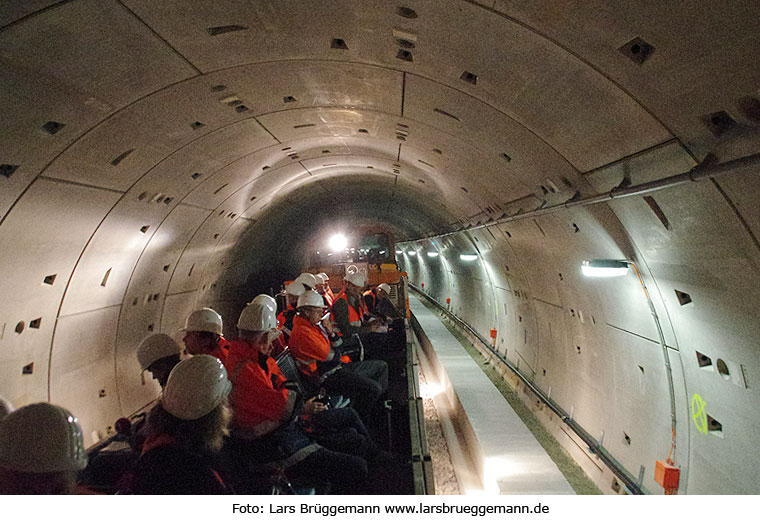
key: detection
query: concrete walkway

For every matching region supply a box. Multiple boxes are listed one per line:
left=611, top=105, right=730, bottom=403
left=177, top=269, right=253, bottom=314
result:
left=410, top=295, right=575, bottom=495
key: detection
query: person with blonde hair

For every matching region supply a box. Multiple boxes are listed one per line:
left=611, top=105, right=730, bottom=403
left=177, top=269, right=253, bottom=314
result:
left=133, top=355, right=233, bottom=494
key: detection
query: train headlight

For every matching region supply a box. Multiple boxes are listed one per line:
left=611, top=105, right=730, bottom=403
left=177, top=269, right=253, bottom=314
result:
left=328, top=234, right=348, bottom=252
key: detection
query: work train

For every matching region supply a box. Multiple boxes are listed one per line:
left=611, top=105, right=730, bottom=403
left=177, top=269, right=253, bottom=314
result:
left=0, top=230, right=431, bottom=495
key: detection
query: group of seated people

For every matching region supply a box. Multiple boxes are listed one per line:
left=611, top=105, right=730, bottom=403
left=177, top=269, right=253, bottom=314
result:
left=0, top=267, right=404, bottom=495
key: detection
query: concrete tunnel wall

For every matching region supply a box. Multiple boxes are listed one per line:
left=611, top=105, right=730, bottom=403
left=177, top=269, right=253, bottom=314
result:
left=0, top=1, right=759, bottom=494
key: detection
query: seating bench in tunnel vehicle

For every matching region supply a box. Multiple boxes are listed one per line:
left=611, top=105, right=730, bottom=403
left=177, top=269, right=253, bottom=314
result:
left=77, top=320, right=427, bottom=494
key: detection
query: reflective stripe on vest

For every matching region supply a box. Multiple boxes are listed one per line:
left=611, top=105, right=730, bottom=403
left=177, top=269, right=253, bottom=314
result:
left=362, top=289, right=376, bottom=312
left=333, top=290, right=366, bottom=326
left=322, top=292, right=333, bottom=307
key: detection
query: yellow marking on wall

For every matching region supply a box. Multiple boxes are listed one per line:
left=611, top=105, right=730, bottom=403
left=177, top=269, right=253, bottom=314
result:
left=691, top=393, right=707, bottom=435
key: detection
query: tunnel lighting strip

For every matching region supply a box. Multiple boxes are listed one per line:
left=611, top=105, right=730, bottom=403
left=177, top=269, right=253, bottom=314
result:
left=408, top=283, right=644, bottom=495
left=581, top=259, right=630, bottom=277
left=407, top=152, right=760, bottom=242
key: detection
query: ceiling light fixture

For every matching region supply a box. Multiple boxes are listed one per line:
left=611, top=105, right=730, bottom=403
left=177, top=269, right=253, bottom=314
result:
left=460, top=254, right=478, bottom=261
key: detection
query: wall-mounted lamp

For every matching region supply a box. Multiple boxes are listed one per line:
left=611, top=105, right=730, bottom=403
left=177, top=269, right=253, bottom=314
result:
left=581, top=259, right=630, bottom=277
left=395, top=250, right=403, bottom=255
left=460, top=254, right=478, bottom=261
left=427, top=251, right=439, bottom=257
left=407, top=250, right=417, bottom=256
left=581, top=257, right=678, bottom=492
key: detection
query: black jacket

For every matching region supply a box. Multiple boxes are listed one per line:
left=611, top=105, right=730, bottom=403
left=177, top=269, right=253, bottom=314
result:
left=133, top=443, right=231, bottom=495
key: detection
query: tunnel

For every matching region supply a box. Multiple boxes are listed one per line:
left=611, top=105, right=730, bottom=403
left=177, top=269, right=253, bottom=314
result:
left=1, top=1, right=759, bottom=495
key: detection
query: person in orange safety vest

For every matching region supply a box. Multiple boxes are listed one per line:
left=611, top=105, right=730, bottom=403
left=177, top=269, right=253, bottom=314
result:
left=331, top=268, right=384, bottom=338
left=332, top=269, right=405, bottom=362
left=249, top=294, right=286, bottom=357
left=362, top=283, right=404, bottom=324
left=289, top=290, right=388, bottom=419
left=181, top=307, right=230, bottom=362
left=225, top=303, right=299, bottom=436
left=221, top=302, right=369, bottom=490
left=278, top=279, right=312, bottom=344
left=314, top=273, right=333, bottom=307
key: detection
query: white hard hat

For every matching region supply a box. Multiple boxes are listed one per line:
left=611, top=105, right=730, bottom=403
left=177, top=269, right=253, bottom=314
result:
left=317, top=272, right=329, bottom=282
left=297, top=290, right=326, bottom=309
left=345, top=269, right=367, bottom=287
left=314, top=274, right=325, bottom=285
left=237, top=302, right=277, bottom=331
left=162, top=355, right=231, bottom=420
left=182, top=308, right=223, bottom=335
left=294, top=272, right=317, bottom=290
left=137, top=334, right=181, bottom=371
left=378, top=283, right=391, bottom=295
left=250, top=294, right=277, bottom=312
left=0, top=403, right=86, bottom=472
left=0, top=395, right=13, bottom=420
left=285, top=280, right=307, bottom=296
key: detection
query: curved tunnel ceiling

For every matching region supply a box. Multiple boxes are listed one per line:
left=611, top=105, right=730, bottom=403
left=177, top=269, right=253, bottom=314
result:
left=1, top=1, right=760, bottom=494
left=215, top=173, right=460, bottom=297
